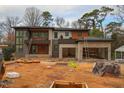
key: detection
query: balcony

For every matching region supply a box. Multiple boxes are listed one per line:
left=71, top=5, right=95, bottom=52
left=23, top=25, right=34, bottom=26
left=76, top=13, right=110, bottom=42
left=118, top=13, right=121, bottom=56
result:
left=24, top=38, right=50, bottom=45
left=58, top=39, right=77, bottom=44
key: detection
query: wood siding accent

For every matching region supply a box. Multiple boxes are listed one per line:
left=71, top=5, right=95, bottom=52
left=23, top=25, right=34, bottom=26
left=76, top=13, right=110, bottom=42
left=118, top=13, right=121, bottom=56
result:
left=72, top=32, right=88, bottom=39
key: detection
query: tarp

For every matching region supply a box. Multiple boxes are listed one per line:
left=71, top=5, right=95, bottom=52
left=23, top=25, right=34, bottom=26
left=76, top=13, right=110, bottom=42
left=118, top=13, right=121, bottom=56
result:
left=115, top=45, right=124, bottom=52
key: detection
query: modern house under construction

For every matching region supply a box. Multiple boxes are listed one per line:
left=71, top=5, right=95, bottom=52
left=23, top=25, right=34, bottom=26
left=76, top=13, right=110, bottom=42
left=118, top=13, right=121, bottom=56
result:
left=13, top=26, right=112, bottom=61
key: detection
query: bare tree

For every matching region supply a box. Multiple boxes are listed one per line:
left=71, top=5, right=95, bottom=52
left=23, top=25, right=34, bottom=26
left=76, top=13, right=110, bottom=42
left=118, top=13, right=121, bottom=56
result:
left=0, top=16, right=21, bottom=45
left=23, top=7, right=42, bottom=26
left=71, top=21, right=81, bottom=29
left=71, top=20, right=85, bottom=29
left=55, top=17, right=70, bottom=28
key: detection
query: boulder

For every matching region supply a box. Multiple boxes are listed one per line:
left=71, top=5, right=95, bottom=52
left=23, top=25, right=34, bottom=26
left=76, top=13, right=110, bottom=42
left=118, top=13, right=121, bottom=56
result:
left=92, top=62, right=120, bottom=76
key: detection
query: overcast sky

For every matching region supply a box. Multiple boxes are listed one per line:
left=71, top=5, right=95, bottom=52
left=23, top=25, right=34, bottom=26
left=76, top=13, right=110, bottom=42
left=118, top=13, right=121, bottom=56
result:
left=0, top=5, right=115, bottom=26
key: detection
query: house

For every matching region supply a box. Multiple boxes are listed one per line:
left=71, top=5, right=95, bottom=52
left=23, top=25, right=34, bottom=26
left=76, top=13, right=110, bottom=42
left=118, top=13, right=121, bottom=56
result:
left=13, top=26, right=112, bottom=61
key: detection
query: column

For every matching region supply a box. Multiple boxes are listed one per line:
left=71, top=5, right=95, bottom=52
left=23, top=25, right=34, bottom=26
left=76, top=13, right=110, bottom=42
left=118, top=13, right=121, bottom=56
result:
left=108, top=46, right=111, bottom=60
left=59, top=46, right=62, bottom=59
left=48, top=29, right=52, bottom=57
left=77, top=42, right=82, bottom=61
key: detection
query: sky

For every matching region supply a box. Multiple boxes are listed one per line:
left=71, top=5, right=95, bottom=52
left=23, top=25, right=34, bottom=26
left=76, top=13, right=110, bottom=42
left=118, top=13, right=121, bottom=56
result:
left=0, top=5, right=115, bottom=26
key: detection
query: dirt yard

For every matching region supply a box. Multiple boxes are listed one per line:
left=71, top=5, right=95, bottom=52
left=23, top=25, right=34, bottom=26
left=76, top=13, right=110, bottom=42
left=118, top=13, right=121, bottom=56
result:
left=2, top=60, right=124, bottom=88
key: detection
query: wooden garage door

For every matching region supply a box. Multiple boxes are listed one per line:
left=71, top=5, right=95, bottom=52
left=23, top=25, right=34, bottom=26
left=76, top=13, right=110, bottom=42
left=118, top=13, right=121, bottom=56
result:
left=63, top=48, right=75, bottom=58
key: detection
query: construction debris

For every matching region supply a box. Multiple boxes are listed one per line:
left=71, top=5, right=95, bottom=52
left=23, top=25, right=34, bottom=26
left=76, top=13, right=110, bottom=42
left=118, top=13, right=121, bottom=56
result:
left=6, top=72, right=21, bottom=79
left=16, top=59, right=40, bottom=63
left=92, top=62, right=120, bottom=76
left=46, top=66, right=52, bottom=69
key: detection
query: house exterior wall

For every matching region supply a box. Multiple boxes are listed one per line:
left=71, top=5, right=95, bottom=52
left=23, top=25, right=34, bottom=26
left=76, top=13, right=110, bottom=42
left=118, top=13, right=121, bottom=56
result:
left=14, top=27, right=111, bottom=61
left=52, top=31, right=72, bottom=40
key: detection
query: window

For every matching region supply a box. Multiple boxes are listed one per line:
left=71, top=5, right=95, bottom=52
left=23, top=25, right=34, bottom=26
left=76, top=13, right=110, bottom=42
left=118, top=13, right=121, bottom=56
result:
left=78, top=32, right=82, bottom=36
left=16, top=38, right=23, bottom=44
left=54, top=32, right=58, bottom=39
left=32, top=32, right=48, bottom=39
left=65, top=32, right=69, bottom=36
left=16, top=31, right=19, bottom=37
left=16, top=45, right=23, bottom=52
left=32, top=32, right=39, bottom=37
left=16, top=31, right=24, bottom=37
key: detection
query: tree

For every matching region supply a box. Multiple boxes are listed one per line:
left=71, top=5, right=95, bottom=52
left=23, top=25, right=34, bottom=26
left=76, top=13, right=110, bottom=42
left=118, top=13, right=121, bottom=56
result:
left=55, top=17, right=70, bottom=28
left=80, top=9, right=100, bottom=29
left=115, top=5, right=124, bottom=23
left=0, top=16, right=21, bottom=45
left=97, top=6, right=114, bottom=34
left=71, top=20, right=85, bottom=29
left=42, top=11, right=53, bottom=27
left=90, top=28, right=103, bottom=38
left=105, top=22, right=122, bottom=34
left=23, top=7, right=42, bottom=26
left=80, top=6, right=114, bottom=37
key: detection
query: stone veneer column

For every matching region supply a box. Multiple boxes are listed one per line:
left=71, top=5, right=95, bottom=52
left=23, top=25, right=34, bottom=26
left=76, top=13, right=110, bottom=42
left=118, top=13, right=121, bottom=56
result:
left=48, top=29, right=53, bottom=57
left=108, top=45, right=111, bottom=60
left=77, top=42, right=82, bottom=61
left=59, top=45, right=62, bottom=59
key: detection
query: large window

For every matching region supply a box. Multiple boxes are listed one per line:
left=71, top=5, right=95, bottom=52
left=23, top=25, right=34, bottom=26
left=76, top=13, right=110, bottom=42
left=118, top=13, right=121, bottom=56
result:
left=65, top=32, right=69, bottom=36
left=16, top=45, right=23, bottom=52
left=16, top=31, right=24, bottom=37
left=32, top=32, right=48, bottom=39
left=16, top=38, right=23, bottom=44
left=16, top=31, right=26, bottom=53
left=54, top=32, right=58, bottom=39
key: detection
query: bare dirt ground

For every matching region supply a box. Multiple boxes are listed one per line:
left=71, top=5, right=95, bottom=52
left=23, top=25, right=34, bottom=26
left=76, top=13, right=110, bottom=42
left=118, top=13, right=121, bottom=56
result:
left=2, top=60, right=124, bottom=88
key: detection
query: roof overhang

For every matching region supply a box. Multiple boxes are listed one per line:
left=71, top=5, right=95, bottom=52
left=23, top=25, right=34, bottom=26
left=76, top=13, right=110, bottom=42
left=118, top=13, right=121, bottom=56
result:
left=12, top=26, right=90, bottom=32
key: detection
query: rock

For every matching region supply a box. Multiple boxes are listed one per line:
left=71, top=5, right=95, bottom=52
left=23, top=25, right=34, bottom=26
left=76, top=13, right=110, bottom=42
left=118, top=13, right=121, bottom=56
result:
left=92, top=62, right=120, bottom=77
left=5, top=72, right=21, bottom=79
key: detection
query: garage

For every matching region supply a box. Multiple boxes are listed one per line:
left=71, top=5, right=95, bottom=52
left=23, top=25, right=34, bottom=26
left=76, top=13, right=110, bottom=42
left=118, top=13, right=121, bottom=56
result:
left=82, top=48, right=108, bottom=59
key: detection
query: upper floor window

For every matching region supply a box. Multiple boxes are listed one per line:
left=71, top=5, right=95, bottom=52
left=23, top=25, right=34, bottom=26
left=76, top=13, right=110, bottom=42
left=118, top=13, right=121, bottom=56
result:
left=65, top=32, right=69, bottom=36
left=32, top=32, right=48, bottom=38
left=54, top=32, right=58, bottom=39
left=16, top=31, right=24, bottom=37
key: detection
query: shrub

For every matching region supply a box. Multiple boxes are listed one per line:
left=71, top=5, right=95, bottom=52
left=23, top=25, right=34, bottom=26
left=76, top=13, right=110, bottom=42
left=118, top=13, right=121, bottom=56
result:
left=3, top=47, right=15, bottom=61
left=68, top=60, right=78, bottom=68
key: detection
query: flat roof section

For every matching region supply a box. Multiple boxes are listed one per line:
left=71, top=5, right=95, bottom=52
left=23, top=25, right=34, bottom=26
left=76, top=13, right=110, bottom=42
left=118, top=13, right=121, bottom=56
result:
left=12, top=26, right=90, bottom=32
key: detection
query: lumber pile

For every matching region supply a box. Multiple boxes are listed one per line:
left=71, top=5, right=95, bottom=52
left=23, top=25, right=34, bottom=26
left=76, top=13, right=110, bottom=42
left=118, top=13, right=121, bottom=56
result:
left=92, top=62, right=120, bottom=76
left=16, top=59, right=40, bottom=63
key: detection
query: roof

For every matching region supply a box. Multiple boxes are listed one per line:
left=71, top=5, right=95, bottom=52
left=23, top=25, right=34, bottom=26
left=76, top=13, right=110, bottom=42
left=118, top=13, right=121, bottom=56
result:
left=12, top=26, right=90, bottom=32
left=54, top=27, right=89, bottom=31
left=12, top=26, right=54, bottom=29
left=115, top=45, right=124, bottom=52
left=77, top=37, right=112, bottom=42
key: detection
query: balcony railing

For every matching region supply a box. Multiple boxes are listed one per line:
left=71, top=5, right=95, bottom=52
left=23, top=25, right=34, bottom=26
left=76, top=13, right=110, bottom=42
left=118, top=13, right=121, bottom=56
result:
left=24, top=38, right=50, bottom=45
left=58, top=39, right=77, bottom=44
